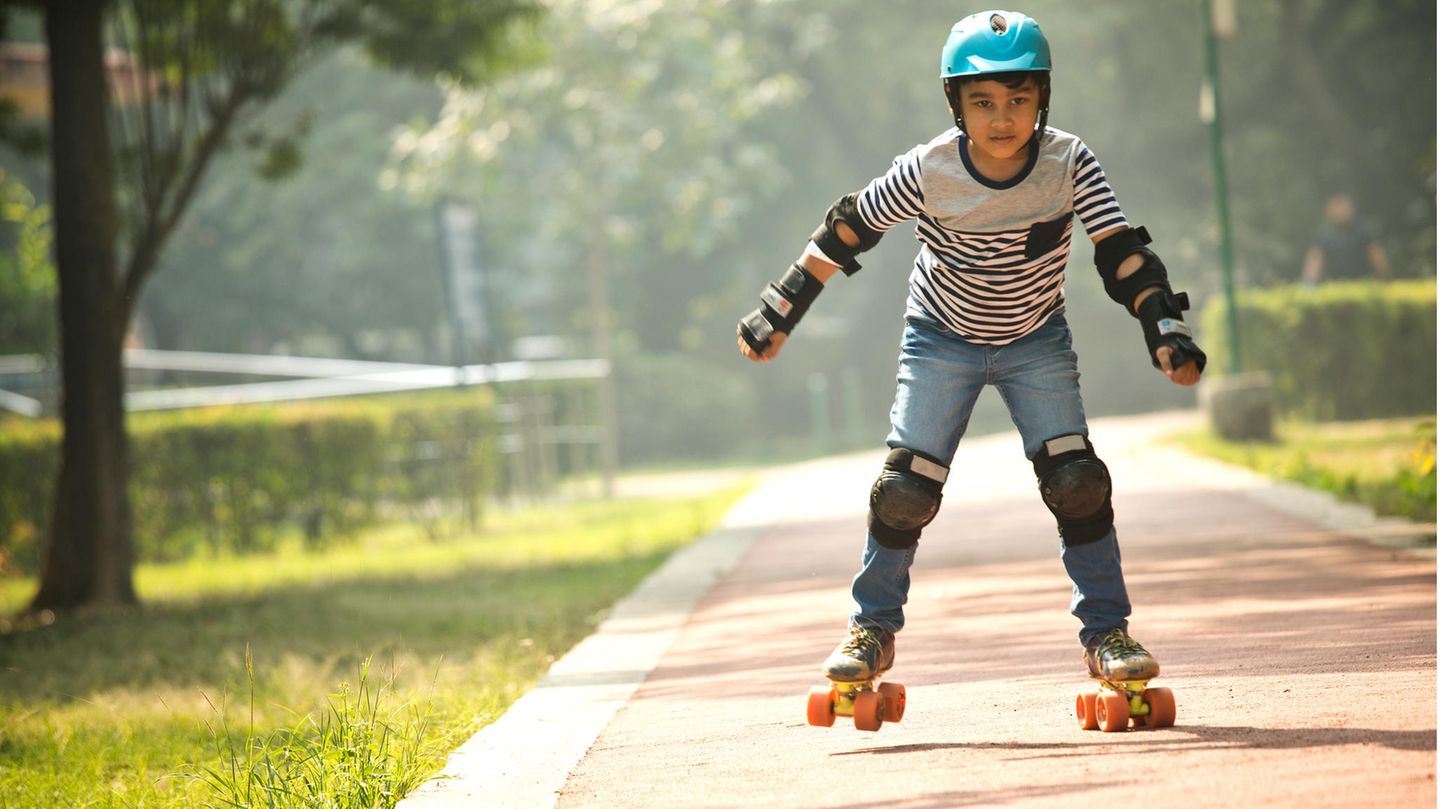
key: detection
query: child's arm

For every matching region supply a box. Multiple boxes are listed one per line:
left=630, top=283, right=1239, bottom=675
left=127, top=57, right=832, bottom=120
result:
left=1092, top=226, right=1206, bottom=387
left=736, top=248, right=845, bottom=363
left=738, top=146, right=921, bottom=362
left=737, top=200, right=880, bottom=363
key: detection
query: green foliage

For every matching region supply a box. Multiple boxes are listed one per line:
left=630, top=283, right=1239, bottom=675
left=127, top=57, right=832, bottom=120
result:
left=1200, top=279, right=1436, bottom=420
left=94, top=0, right=544, bottom=355
left=614, top=352, right=759, bottom=466
left=143, top=48, right=450, bottom=358
left=0, top=391, right=500, bottom=578
left=0, top=420, right=59, bottom=578
left=0, top=486, right=746, bottom=807
left=187, top=656, right=444, bottom=809
left=387, top=0, right=803, bottom=355
left=384, top=405, right=497, bottom=538
left=323, top=0, right=544, bottom=86
left=0, top=168, right=55, bottom=355
left=127, top=412, right=385, bottom=561
left=1176, top=417, right=1436, bottom=525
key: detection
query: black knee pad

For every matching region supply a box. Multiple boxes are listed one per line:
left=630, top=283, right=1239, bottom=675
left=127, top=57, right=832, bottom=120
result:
left=1032, top=434, right=1114, bottom=546
left=868, top=448, right=949, bottom=549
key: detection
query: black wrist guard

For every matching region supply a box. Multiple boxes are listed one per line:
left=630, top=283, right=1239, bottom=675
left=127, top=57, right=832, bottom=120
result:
left=1095, top=226, right=1170, bottom=315
left=808, top=192, right=883, bottom=277
left=1137, top=289, right=1207, bottom=374
left=738, top=262, right=825, bottom=354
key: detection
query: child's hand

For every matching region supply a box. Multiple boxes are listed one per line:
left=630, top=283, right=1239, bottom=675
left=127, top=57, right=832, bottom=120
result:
left=737, top=328, right=787, bottom=362
left=1156, top=346, right=1202, bottom=386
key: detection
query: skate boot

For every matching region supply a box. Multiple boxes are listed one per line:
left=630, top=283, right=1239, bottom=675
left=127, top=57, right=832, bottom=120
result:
left=1084, top=627, right=1160, bottom=682
left=821, top=624, right=895, bottom=683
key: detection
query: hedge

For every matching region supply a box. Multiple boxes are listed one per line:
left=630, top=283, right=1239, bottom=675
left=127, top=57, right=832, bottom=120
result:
left=1201, top=279, right=1436, bottom=420
left=0, top=389, right=498, bottom=578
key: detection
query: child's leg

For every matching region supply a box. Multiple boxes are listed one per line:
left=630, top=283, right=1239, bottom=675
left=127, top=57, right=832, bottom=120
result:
left=991, top=310, right=1132, bottom=646
left=849, top=314, right=986, bottom=634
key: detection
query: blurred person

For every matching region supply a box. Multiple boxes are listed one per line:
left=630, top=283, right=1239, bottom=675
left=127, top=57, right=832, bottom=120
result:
left=1301, top=192, right=1391, bottom=286
left=736, top=10, right=1205, bottom=703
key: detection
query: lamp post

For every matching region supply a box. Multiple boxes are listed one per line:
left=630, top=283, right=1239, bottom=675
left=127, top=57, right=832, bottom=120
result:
left=1201, top=0, right=1242, bottom=374
left=1198, top=0, right=1275, bottom=442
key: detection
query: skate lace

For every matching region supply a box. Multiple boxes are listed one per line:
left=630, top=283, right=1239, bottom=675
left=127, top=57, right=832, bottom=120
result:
left=842, top=628, right=881, bottom=660
left=1100, top=629, right=1146, bottom=659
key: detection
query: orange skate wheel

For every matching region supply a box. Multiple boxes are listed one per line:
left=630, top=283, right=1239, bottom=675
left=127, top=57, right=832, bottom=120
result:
left=1075, top=691, right=1099, bottom=730
left=1095, top=691, right=1130, bottom=732
left=1141, top=687, right=1176, bottom=729
left=853, top=690, right=884, bottom=731
left=878, top=682, right=906, bottom=723
left=807, top=686, right=837, bottom=727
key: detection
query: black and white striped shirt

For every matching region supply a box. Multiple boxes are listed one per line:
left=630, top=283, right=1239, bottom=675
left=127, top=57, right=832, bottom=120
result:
left=854, top=126, right=1128, bottom=345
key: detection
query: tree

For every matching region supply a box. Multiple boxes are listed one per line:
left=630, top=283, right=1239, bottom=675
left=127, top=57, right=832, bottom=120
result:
left=387, top=0, right=809, bottom=469
left=140, top=49, right=449, bottom=359
left=390, top=0, right=806, bottom=352
left=22, top=0, right=539, bottom=612
left=37, top=0, right=132, bottom=608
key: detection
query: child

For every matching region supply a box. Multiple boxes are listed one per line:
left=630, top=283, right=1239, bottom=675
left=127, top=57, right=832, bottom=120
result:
left=736, top=10, right=1206, bottom=687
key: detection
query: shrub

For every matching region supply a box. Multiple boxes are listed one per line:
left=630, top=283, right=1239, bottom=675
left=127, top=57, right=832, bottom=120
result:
left=0, top=389, right=499, bottom=578
left=0, top=421, right=61, bottom=577
left=1201, top=280, right=1436, bottom=419
left=613, top=353, right=758, bottom=466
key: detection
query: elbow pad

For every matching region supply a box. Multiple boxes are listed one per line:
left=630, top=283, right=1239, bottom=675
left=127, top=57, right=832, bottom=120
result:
left=1094, top=225, right=1171, bottom=315
left=808, top=192, right=884, bottom=277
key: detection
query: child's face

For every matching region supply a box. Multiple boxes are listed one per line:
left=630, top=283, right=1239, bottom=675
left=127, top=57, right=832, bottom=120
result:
left=959, top=77, right=1040, bottom=162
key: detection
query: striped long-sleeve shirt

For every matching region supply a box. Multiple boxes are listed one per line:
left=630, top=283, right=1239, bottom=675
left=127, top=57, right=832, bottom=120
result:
left=854, top=126, right=1128, bottom=345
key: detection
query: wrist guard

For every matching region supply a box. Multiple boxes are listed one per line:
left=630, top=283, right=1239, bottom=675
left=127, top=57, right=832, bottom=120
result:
left=808, top=192, right=883, bottom=277
left=1095, top=226, right=1170, bottom=315
left=738, top=262, right=825, bottom=354
left=1137, top=289, right=1208, bottom=374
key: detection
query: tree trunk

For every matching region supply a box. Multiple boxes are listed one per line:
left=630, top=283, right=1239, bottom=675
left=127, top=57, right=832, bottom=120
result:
left=30, top=0, right=138, bottom=611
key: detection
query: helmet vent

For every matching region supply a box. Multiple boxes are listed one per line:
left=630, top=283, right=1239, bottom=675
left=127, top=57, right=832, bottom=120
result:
left=989, top=14, right=1008, bottom=35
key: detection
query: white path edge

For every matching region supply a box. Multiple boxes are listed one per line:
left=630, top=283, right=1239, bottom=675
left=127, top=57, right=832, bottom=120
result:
left=393, top=453, right=864, bottom=809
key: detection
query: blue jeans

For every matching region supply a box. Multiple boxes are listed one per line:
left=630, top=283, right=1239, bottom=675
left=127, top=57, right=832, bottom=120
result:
left=851, top=309, right=1130, bottom=646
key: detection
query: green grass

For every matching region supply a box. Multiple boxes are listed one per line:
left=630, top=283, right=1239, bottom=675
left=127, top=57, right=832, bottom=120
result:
left=1174, top=416, right=1436, bottom=525
left=0, top=484, right=749, bottom=808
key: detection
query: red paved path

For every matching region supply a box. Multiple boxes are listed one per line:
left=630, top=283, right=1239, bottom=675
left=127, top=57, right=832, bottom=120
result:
left=410, top=412, right=1438, bottom=808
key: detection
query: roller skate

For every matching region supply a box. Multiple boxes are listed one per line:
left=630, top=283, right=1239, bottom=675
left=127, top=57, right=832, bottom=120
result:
left=1074, top=627, right=1176, bottom=732
left=805, top=624, right=906, bottom=732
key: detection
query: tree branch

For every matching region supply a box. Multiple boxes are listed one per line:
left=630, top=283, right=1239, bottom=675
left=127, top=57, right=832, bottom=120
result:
left=120, top=86, right=246, bottom=319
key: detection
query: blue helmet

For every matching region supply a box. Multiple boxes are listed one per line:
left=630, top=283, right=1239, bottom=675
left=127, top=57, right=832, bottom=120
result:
left=940, top=11, right=1053, bottom=136
left=940, top=10, right=1051, bottom=78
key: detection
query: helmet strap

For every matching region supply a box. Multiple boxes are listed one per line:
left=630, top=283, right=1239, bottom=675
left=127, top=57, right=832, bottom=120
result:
left=943, top=77, right=967, bottom=134
left=1035, top=73, right=1051, bottom=140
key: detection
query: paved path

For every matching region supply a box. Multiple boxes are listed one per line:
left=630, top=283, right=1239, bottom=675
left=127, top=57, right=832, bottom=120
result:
left=402, top=411, right=1436, bottom=809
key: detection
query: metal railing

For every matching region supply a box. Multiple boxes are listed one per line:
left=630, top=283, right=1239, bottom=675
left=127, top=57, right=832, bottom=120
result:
left=0, top=350, right=615, bottom=498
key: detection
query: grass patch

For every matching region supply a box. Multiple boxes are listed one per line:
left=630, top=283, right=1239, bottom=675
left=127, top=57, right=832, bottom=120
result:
left=1174, top=416, right=1436, bottom=525
left=0, top=484, right=749, bottom=808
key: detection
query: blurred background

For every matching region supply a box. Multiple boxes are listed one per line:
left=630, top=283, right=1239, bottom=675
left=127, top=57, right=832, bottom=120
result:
left=2, top=0, right=1428, bottom=515
left=2, top=0, right=1434, bottom=467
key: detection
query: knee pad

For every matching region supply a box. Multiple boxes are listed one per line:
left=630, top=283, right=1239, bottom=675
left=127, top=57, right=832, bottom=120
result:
left=868, top=448, right=948, bottom=549
left=1032, top=434, right=1113, bottom=546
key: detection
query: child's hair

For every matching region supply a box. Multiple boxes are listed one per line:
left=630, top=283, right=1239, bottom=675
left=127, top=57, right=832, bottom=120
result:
left=954, top=70, right=1038, bottom=90
left=944, top=70, right=1052, bottom=138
